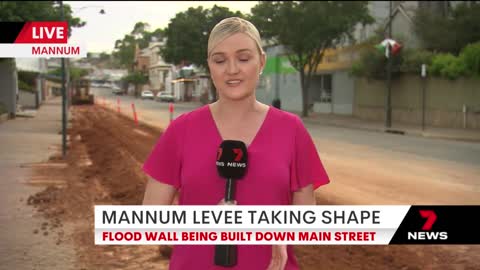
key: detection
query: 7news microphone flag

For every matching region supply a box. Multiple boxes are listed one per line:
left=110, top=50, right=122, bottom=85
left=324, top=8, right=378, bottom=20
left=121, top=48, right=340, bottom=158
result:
left=94, top=205, right=480, bottom=245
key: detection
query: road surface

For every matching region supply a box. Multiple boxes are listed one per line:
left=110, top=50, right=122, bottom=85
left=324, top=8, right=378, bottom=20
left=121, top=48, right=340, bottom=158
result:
left=93, top=87, right=480, bottom=205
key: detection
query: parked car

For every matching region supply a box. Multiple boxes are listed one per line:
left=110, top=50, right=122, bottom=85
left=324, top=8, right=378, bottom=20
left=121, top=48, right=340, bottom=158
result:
left=100, top=82, right=111, bottom=88
left=156, top=92, right=175, bottom=102
left=141, top=90, right=155, bottom=100
left=112, top=86, right=123, bottom=95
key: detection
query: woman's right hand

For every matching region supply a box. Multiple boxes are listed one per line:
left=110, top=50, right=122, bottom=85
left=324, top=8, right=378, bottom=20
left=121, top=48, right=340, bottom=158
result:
left=266, top=245, right=287, bottom=270
left=218, top=198, right=237, bottom=205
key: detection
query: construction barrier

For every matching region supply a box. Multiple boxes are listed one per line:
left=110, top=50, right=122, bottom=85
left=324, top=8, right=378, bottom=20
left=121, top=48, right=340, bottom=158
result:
left=169, top=102, right=174, bottom=123
left=131, top=103, right=138, bottom=125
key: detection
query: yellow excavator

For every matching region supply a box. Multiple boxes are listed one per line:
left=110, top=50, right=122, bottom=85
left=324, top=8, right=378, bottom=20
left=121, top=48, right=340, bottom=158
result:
left=71, top=79, right=94, bottom=105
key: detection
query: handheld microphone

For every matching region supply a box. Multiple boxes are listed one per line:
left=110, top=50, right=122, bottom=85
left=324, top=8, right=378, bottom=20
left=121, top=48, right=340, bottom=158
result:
left=214, top=140, right=248, bottom=267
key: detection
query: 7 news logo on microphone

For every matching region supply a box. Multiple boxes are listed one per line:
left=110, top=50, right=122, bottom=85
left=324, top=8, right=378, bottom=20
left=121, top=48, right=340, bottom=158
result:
left=216, top=142, right=247, bottom=170
left=0, top=22, right=86, bottom=58
left=389, top=206, right=480, bottom=245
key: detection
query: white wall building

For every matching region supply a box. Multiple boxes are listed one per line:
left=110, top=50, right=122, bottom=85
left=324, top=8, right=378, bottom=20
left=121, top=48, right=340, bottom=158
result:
left=148, top=39, right=175, bottom=93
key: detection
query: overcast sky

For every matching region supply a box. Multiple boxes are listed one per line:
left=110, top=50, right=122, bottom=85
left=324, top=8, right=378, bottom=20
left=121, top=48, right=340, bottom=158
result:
left=65, top=1, right=258, bottom=54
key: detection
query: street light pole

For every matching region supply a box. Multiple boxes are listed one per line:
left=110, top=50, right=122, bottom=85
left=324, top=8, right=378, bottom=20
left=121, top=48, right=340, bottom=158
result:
left=421, top=64, right=427, bottom=131
left=74, top=5, right=106, bottom=14
left=273, top=54, right=281, bottom=109
left=60, top=1, right=67, bottom=158
left=386, top=0, right=393, bottom=129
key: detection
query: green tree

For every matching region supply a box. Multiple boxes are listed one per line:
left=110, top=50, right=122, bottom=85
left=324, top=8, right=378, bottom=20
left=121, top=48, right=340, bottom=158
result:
left=99, top=52, right=110, bottom=61
left=413, top=2, right=480, bottom=55
left=132, top=22, right=149, bottom=37
left=161, top=5, right=242, bottom=101
left=113, top=22, right=164, bottom=70
left=132, top=22, right=151, bottom=49
left=460, top=42, right=480, bottom=77
left=250, top=1, right=373, bottom=116
left=143, top=28, right=165, bottom=45
left=350, top=32, right=412, bottom=79
left=121, top=71, right=149, bottom=97
left=162, top=5, right=242, bottom=68
left=49, top=67, right=89, bottom=81
left=350, top=45, right=404, bottom=80
left=17, top=70, right=39, bottom=93
left=0, top=1, right=85, bottom=37
left=162, top=7, right=208, bottom=68
left=113, top=34, right=136, bottom=71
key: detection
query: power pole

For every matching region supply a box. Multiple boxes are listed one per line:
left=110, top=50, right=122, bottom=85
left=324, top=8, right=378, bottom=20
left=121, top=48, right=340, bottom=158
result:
left=273, top=54, right=281, bottom=109
left=421, top=64, right=426, bottom=131
left=386, top=0, right=393, bottom=128
left=60, top=1, right=67, bottom=157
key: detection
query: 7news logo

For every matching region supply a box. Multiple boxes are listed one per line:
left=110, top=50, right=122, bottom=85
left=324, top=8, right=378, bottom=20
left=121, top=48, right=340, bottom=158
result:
left=407, top=210, right=448, bottom=240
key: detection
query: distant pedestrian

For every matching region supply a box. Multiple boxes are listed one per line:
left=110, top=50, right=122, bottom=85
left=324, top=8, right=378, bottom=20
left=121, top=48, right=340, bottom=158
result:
left=142, top=17, right=330, bottom=270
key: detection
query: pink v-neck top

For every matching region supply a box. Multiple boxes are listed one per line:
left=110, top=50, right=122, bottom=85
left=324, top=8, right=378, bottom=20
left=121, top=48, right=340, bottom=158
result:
left=142, top=104, right=330, bottom=270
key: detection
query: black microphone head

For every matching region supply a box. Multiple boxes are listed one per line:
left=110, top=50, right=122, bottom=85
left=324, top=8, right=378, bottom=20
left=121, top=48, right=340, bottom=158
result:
left=216, top=140, right=248, bottom=179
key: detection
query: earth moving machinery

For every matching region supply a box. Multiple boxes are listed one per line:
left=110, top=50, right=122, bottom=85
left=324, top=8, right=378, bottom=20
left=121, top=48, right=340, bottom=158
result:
left=72, top=79, right=94, bottom=105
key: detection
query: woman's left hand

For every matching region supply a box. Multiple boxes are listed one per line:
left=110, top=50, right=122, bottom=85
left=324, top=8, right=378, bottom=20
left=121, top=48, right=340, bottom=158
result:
left=266, top=245, right=287, bottom=270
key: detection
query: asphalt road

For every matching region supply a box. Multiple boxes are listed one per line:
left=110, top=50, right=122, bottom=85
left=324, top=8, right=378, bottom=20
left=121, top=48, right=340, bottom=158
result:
left=92, top=88, right=197, bottom=114
left=92, top=87, right=480, bottom=205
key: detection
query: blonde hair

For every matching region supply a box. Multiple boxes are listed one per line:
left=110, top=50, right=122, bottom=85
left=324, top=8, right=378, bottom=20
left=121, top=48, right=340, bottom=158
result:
left=207, top=17, right=264, bottom=58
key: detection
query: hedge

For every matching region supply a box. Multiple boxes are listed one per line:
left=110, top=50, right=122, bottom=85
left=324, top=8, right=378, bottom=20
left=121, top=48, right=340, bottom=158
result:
left=0, top=102, right=6, bottom=115
left=352, top=42, right=480, bottom=80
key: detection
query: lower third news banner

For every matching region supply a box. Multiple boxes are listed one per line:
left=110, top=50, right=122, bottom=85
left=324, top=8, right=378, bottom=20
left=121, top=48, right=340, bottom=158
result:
left=94, top=205, right=480, bottom=245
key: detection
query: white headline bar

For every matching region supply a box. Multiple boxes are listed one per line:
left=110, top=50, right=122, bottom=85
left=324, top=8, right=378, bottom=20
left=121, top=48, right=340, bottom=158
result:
left=0, top=44, right=86, bottom=58
left=95, top=205, right=411, bottom=230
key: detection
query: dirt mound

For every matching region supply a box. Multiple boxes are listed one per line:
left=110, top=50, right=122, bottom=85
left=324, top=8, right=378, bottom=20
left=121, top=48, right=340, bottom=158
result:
left=27, top=185, right=61, bottom=206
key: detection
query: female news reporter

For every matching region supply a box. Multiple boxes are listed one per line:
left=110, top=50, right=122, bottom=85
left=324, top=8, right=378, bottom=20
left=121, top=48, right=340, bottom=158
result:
left=142, top=17, right=329, bottom=270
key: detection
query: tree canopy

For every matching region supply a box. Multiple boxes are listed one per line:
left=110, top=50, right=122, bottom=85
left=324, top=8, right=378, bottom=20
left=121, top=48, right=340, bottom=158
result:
left=161, top=5, right=243, bottom=69
left=48, top=66, right=89, bottom=81
left=121, top=71, right=149, bottom=97
left=0, top=1, right=85, bottom=37
left=413, top=2, right=480, bottom=55
left=250, top=1, right=373, bottom=116
left=113, top=22, right=164, bottom=71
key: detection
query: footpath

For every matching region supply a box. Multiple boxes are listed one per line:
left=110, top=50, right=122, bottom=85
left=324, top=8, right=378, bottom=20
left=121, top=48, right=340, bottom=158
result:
left=0, top=97, right=76, bottom=270
left=300, top=111, right=480, bottom=143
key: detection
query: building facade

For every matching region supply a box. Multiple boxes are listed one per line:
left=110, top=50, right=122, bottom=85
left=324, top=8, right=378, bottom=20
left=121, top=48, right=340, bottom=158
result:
left=256, top=1, right=451, bottom=115
left=0, top=59, right=18, bottom=117
left=147, top=40, right=175, bottom=94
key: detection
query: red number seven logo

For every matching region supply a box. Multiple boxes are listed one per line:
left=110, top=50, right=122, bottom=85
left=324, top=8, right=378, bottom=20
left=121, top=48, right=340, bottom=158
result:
left=419, top=210, right=437, bottom=231
left=216, top=148, right=223, bottom=160
left=232, top=148, right=243, bottom=161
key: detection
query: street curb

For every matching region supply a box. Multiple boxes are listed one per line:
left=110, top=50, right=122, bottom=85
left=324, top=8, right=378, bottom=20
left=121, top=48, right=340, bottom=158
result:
left=0, top=113, right=9, bottom=124
left=302, top=118, right=385, bottom=134
left=302, top=118, right=480, bottom=143
left=421, top=133, right=480, bottom=143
